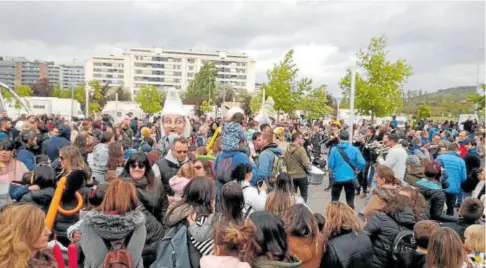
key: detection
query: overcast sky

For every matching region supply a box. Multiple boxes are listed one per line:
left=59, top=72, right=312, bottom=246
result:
left=0, top=1, right=484, bottom=95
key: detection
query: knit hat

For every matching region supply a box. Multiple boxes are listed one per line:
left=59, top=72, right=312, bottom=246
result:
left=141, top=127, right=151, bottom=138
left=406, top=155, right=422, bottom=168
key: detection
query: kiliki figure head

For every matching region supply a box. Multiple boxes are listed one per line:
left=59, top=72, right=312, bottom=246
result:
left=160, top=88, right=191, bottom=138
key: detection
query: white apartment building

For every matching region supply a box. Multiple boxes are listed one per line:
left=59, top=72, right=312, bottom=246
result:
left=60, top=65, right=85, bottom=90
left=85, top=48, right=256, bottom=96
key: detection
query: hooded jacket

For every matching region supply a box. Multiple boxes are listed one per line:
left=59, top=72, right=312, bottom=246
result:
left=169, top=175, right=191, bottom=202
left=252, top=255, right=302, bottom=268
left=46, top=125, right=71, bottom=161
left=284, top=144, right=311, bottom=179
left=288, top=236, right=323, bottom=268
left=363, top=186, right=399, bottom=220
left=320, top=230, right=373, bottom=268
left=328, top=142, right=366, bottom=183
left=416, top=178, right=457, bottom=222
left=16, top=145, right=36, bottom=171
left=251, top=143, right=284, bottom=185
left=90, top=143, right=109, bottom=183
left=404, top=167, right=425, bottom=186
left=80, top=210, right=146, bottom=268
left=436, top=152, right=467, bottom=194
left=364, top=208, right=417, bottom=268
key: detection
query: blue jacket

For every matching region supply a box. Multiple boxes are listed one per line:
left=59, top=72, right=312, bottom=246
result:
left=328, top=142, right=366, bottom=183
left=428, top=127, right=438, bottom=142
left=16, top=147, right=36, bottom=171
left=251, top=144, right=283, bottom=185
left=46, top=125, right=71, bottom=161
left=436, top=152, right=467, bottom=194
left=214, top=151, right=251, bottom=174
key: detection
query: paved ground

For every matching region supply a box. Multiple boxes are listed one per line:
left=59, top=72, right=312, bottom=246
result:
left=306, top=172, right=367, bottom=216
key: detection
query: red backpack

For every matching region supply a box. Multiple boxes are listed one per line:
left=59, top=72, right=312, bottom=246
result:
left=102, top=231, right=134, bottom=268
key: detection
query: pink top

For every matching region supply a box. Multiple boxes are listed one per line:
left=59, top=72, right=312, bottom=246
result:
left=0, top=160, right=28, bottom=184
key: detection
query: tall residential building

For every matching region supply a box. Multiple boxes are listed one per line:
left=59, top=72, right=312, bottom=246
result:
left=84, top=55, right=125, bottom=88
left=60, top=65, right=85, bottom=90
left=0, top=57, right=61, bottom=89
left=0, top=56, right=18, bottom=89
left=85, top=48, right=256, bottom=95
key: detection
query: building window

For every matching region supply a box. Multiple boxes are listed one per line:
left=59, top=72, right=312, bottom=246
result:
left=188, top=59, right=195, bottom=63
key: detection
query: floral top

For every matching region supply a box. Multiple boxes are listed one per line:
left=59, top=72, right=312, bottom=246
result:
left=465, top=253, right=486, bottom=268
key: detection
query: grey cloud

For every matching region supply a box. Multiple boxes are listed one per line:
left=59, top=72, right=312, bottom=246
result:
left=0, top=1, right=484, bottom=94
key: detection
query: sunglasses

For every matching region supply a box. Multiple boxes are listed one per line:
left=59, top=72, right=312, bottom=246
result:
left=130, top=163, right=145, bottom=169
left=59, top=156, right=64, bottom=161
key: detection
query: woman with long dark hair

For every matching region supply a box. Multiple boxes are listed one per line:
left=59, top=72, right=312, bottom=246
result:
left=243, top=211, right=301, bottom=267
left=106, top=142, right=125, bottom=176
left=17, top=165, right=57, bottom=212
left=165, top=176, right=217, bottom=268
left=283, top=204, right=324, bottom=268
left=233, top=163, right=267, bottom=215
left=265, top=173, right=306, bottom=216
left=121, top=152, right=168, bottom=221
left=364, top=194, right=417, bottom=268
left=220, top=181, right=245, bottom=222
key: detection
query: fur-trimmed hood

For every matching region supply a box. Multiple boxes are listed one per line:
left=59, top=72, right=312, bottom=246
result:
left=83, top=209, right=145, bottom=240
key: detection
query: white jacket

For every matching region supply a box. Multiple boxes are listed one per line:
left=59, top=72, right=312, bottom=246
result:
left=378, top=144, right=408, bottom=181
left=241, top=181, right=267, bottom=216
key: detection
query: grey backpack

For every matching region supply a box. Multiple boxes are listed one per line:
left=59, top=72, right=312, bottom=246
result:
left=150, top=223, right=191, bottom=268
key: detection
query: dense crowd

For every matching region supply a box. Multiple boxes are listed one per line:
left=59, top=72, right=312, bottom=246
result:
left=0, top=103, right=484, bottom=268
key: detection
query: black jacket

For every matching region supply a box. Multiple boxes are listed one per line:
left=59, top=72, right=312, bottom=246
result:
left=131, top=176, right=169, bottom=224
left=397, top=251, right=426, bottom=268
left=156, top=156, right=185, bottom=196
left=417, top=182, right=457, bottom=223
left=462, top=152, right=481, bottom=192
left=441, top=218, right=476, bottom=242
left=364, top=209, right=417, bottom=268
left=19, top=187, right=54, bottom=212
left=320, top=230, right=373, bottom=268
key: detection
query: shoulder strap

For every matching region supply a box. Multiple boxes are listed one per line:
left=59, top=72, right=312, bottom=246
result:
left=287, top=148, right=308, bottom=173
left=337, top=147, right=356, bottom=170
left=102, top=230, right=135, bottom=251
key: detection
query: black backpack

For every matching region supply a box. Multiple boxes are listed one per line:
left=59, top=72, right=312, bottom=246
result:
left=390, top=228, right=417, bottom=267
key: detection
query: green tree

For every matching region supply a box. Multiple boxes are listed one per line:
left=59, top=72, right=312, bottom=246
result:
left=200, top=100, right=213, bottom=114
left=415, top=104, right=432, bottom=120
left=1, top=85, right=33, bottom=110
left=297, top=84, right=333, bottom=120
left=260, top=50, right=304, bottom=119
left=250, top=91, right=263, bottom=114
left=339, top=35, right=412, bottom=120
left=134, top=85, right=164, bottom=115
left=182, top=62, right=217, bottom=115
left=468, top=84, right=485, bottom=112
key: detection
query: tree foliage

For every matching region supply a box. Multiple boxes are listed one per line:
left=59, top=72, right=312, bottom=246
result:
left=200, top=100, right=213, bottom=114
left=297, top=84, right=333, bottom=120
left=415, top=104, right=432, bottom=120
left=339, top=35, right=412, bottom=120
left=2, top=84, right=33, bottom=110
left=468, top=84, right=485, bottom=112
left=134, top=84, right=164, bottom=115
left=182, top=62, right=217, bottom=115
left=260, top=50, right=301, bottom=117
left=250, top=91, right=263, bottom=114
left=31, top=78, right=53, bottom=97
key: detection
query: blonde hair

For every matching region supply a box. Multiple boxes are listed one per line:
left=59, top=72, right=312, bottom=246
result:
left=324, top=201, right=362, bottom=239
left=60, top=145, right=87, bottom=174
left=177, top=162, right=195, bottom=178
left=0, top=204, right=46, bottom=268
left=464, top=224, right=485, bottom=253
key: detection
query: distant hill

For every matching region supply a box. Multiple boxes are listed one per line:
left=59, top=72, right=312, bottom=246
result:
left=406, top=86, right=476, bottom=104
left=400, top=86, right=477, bottom=117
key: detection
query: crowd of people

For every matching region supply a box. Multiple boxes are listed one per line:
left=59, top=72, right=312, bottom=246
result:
left=0, top=96, right=484, bottom=268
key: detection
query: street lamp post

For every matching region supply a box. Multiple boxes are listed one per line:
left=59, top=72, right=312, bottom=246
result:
left=70, top=58, right=76, bottom=120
